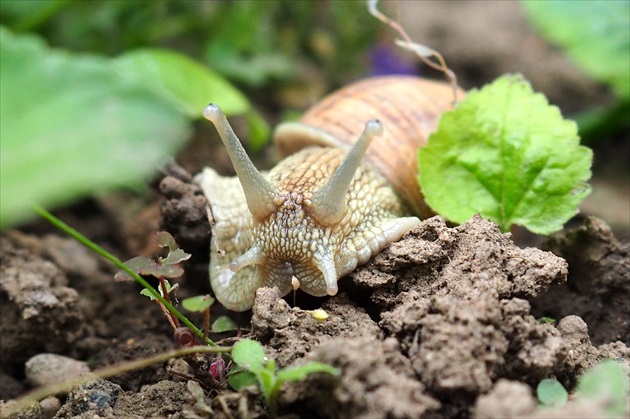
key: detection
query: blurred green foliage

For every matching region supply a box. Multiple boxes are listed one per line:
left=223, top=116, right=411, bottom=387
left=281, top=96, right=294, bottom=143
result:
left=521, top=0, right=630, bottom=140
left=0, top=1, right=380, bottom=228
left=0, top=0, right=379, bottom=91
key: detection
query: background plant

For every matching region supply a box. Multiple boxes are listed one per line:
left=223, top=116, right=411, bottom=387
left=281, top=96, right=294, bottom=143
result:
left=536, top=360, right=629, bottom=417
left=228, top=339, right=340, bottom=413
left=521, top=0, right=629, bottom=141
left=0, top=0, right=380, bottom=229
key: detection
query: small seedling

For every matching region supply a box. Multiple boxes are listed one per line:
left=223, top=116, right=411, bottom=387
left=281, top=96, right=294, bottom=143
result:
left=228, top=339, right=340, bottom=413
left=536, top=360, right=629, bottom=417
left=575, top=359, right=629, bottom=417
left=537, top=316, right=556, bottom=325
left=116, top=231, right=193, bottom=342
left=35, top=207, right=216, bottom=347
left=537, top=378, right=568, bottom=408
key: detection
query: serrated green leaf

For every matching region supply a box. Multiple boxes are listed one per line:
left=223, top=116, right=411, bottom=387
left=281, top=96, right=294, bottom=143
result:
left=522, top=0, right=630, bottom=99
left=113, top=48, right=250, bottom=118
left=419, top=74, right=592, bottom=235
left=211, top=315, right=239, bottom=333
left=0, top=27, right=189, bottom=228
left=537, top=378, right=568, bottom=408
left=182, top=295, right=215, bottom=312
left=231, top=339, right=265, bottom=372
left=576, top=360, right=629, bottom=416
left=276, top=362, right=340, bottom=382
left=227, top=369, right=257, bottom=390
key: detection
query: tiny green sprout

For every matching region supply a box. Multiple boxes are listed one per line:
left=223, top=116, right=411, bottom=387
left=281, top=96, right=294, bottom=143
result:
left=538, top=316, right=556, bottom=324
left=228, top=339, right=340, bottom=412
left=576, top=359, right=629, bottom=417
left=537, top=378, right=568, bottom=408
left=211, top=315, right=239, bottom=333
left=34, top=208, right=216, bottom=346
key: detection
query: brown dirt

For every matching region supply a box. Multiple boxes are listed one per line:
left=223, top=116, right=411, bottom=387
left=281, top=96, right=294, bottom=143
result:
left=2, top=209, right=628, bottom=418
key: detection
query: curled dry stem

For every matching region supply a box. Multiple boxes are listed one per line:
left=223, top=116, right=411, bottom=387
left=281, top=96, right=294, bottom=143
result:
left=367, top=0, right=460, bottom=104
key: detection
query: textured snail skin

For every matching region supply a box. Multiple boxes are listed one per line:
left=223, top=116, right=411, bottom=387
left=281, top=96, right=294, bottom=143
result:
left=196, top=146, right=419, bottom=311
left=195, top=76, right=462, bottom=311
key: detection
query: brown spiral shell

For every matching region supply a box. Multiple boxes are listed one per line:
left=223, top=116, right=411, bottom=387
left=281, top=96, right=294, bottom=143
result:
left=273, top=75, right=465, bottom=218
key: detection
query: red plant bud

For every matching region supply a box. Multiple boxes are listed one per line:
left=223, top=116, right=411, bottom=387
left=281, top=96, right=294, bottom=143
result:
left=209, top=356, right=226, bottom=381
left=174, top=327, right=195, bottom=347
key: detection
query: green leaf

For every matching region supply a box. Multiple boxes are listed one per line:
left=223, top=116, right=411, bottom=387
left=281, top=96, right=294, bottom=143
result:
left=0, top=27, right=189, bottom=228
left=418, top=74, right=592, bottom=235
left=140, top=280, right=177, bottom=300
left=227, top=369, right=257, bottom=391
left=211, top=315, right=239, bottom=333
left=231, top=339, right=266, bottom=372
left=536, top=378, right=568, bottom=408
left=115, top=256, right=155, bottom=281
left=522, top=0, right=630, bottom=99
left=277, top=362, right=340, bottom=382
left=117, top=256, right=184, bottom=280
left=576, top=360, right=629, bottom=416
left=256, top=367, right=277, bottom=404
left=182, top=295, right=215, bottom=312
left=113, top=48, right=250, bottom=118
left=160, top=248, right=191, bottom=266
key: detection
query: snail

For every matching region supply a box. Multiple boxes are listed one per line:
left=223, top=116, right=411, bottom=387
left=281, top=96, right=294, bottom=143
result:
left=195, top=75, right=463, bottom=311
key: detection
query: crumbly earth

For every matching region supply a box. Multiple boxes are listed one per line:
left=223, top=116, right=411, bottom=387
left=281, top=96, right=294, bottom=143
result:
left=1, top=210, right=628, bottom=418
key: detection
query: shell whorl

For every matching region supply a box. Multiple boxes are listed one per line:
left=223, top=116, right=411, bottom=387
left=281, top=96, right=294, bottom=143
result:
left=273, top=75, right=464, bottom=218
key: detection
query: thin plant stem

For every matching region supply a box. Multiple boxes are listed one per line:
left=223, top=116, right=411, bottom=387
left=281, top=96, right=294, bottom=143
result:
left=33, top=206, right=216, bottom=347
left=203, top=308, right=210, bottom=341
left=0, top=345, right=231, bottom=417
left=158, top=276, right=180, bottom=328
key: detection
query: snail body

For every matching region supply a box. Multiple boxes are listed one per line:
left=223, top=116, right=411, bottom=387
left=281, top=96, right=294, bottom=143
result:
left=195, top=76, right=462, bottom=311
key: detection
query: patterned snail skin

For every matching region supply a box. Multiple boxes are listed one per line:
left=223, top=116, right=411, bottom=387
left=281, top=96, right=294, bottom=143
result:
left=195, top=76, right=463, bottom=311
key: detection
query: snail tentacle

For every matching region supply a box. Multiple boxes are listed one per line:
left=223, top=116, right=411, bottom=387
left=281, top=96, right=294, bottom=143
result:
left=310, top=119, right=383, bottom=226
left=312, top=250, right=339, bottom=296
left=230, top=245, right=265, bottom=272
left=203, top=104, right=278, bottom=221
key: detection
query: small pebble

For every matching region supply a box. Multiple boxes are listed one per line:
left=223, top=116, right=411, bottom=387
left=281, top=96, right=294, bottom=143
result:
left=557, top=315, right=589, bottom=343
left=39, top=396, right=61, bottom=418
left=25, top=353, right=90, bottom=387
